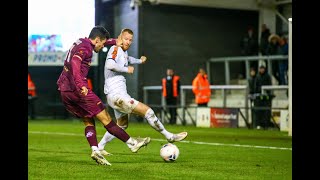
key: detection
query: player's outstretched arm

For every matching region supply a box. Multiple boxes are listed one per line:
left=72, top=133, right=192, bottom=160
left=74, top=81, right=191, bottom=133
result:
left=128, top=56, right=147, bottom=64
left=106, top=59, right=129, bottom=73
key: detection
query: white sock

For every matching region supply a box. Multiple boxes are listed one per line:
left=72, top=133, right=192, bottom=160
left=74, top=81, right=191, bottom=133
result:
left=126, top=137, right=137, bottom=148
left=98, top=125, right=127, bottom=150
left=98, top=132, right=115, bottom=150
left=145, top=108, right=173, bottom=140
left=91, top=146, right=99, bottom=151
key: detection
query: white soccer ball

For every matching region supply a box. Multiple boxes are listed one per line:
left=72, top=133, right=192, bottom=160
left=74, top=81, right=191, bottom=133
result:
left=160, top=143, right=180, bottom=162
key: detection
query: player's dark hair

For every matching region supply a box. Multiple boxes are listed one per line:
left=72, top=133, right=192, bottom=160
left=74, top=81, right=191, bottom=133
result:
left=89, top=26, right=110, bottom=40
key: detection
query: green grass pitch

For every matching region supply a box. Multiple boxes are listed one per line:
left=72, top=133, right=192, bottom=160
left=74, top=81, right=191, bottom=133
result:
left=28, top=119, right=292, bottom=180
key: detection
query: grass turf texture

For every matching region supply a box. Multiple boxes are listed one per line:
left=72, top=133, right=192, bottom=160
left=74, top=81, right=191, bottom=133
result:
left=28, top=119, right=292, bottom=180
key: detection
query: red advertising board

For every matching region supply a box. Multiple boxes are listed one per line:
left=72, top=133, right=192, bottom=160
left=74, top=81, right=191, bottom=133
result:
left=210, top=108, right=239, bottom=128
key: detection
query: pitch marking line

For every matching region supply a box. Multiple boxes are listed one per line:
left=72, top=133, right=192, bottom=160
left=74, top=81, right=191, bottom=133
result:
left=28, top=131, right=292, bottom=151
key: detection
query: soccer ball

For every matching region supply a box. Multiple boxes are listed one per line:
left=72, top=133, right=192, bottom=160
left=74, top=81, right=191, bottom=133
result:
left=160, top=143, right=180, bottom=162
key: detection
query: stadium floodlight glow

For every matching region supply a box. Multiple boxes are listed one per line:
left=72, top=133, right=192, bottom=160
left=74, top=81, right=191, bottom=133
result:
left=102, top=47, right=108, bottom=52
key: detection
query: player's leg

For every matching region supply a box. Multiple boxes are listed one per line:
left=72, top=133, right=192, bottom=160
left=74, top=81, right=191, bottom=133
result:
left=95, top=109, right=150, bottom=153
left=83, top=117, right=111, bottom=165
left=167, top=97, right=177, bottom=124
left=98, top=113, right=129, bottom=155
left=132, top=102, right=188, bottom=142
left=99, top=93, right=151, bottom=152
left=59, top=91, right=112, bottom=165
left=79, top=91, right=150, bottom=153
left=83, top=118, right=99, bottom=151
left=98, top=94, right=130, bottom=151
left=166, top=98, right=173, bottom=124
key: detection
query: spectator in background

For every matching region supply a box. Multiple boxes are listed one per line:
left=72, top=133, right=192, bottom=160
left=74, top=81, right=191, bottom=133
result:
left=192, top=68, right=211, bottom=107
left=267, top=34, right=282, bottom=85
left=241, top=26, right=259, bottom=69
left=247, top=67, right=257, bottom=128
left=259, top=24, right=271, bottom=55
left=278, top=35, right=289, bottom=85
left=254, top=63, right=273, bottom=129
left=241, top=26, right=259, bottom=56
left=162, top=68, right=180, bottom=125
left=87, top=78, right=93, bottom=90
left=248, top=67, right=257, bottom=95
left=28, top=72, right=37, bottom=119
left=255, top=63, right=272, bottom=95
left=28, top=73, right=36, bottom=97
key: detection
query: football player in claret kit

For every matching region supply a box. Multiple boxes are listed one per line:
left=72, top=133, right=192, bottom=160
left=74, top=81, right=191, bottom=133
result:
left=56, top=26, right=150, bottom=166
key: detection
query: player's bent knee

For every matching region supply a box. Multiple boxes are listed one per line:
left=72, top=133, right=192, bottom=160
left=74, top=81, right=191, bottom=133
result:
left=95, top=109, right=112, bottom=125
left=83, top=118, right=95, bottom=126
left=115, top=97, right=138, bottom=114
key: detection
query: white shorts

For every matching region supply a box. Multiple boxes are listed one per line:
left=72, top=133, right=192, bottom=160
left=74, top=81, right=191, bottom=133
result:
left=106, top=93, right=139, bottom=119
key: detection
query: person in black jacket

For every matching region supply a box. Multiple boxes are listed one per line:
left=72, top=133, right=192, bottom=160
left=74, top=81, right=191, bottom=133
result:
left=248, top=67, right=257, bottom=128
left=254, top=63, right=273, bottom=129
left=259, top=24, right=271, bottom=55
left=248, top=67, right=257, bottom=95
left=255, top=64, right=272, bottom=95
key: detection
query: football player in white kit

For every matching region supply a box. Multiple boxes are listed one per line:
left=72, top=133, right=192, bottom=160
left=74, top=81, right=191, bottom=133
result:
left=98, top=28, right=188, bottom=156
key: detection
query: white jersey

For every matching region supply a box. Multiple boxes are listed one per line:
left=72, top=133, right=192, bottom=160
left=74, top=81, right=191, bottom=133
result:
left=104, top=45, right=142, bottom=95
left=104, top=45, right=142, bottom=118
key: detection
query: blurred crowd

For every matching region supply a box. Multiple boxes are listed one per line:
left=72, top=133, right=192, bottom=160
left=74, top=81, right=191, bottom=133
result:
left=240, top=23, right=288, bottom=85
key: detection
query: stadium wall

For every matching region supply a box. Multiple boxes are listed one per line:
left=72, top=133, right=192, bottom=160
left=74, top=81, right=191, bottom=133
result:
left=138, top=3, right=259, bottom=102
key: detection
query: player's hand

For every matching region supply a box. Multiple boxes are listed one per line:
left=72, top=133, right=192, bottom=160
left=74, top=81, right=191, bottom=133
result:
left=116, top=35, right=123, bottom=47
left=140, top=56, right=147, bottom=64
left=127, top=66, right=134, bottom=74
left=80, top=86, right=88, bottom=96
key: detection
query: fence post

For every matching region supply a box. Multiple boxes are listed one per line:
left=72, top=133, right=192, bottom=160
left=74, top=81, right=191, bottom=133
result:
left=245, top=60, right=250, bottom=79
left=267, top=58, right=272, bottom=76
left=143, top=88, right=147, bottom=104
left=225, top=61, right=230, bottom=85
left=206, top=61, right=211, bottom=83
left=181, top=88, right=186, bottom=125
left=222, top=88, right=226, bottom=108
left=245, top=85, right=249, bottom=128
left=161, top=93, right=166, bottom=124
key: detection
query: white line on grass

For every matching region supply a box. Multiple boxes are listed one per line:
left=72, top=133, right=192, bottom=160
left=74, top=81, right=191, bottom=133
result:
left=28, top=131, right=292, bottom=151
